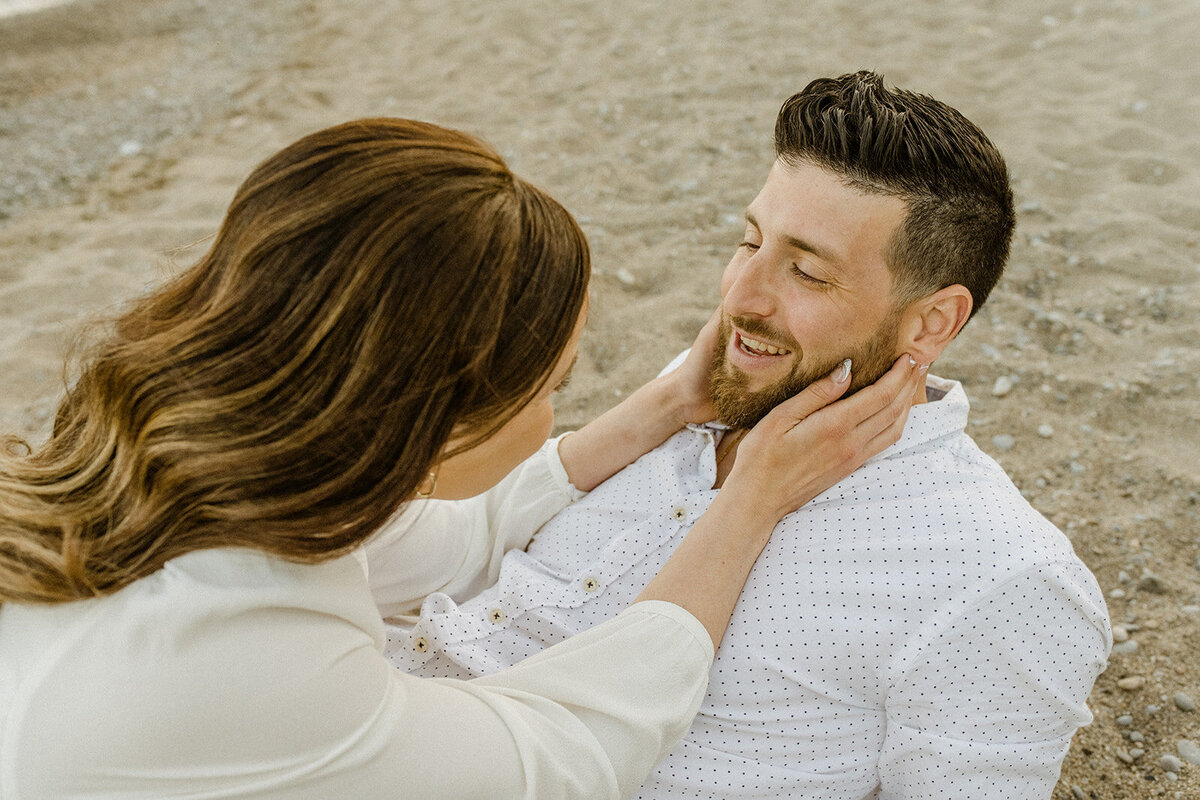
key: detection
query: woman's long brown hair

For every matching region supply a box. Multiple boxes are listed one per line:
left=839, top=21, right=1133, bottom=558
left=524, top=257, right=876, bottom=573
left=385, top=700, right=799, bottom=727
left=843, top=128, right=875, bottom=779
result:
left=0, top=118, right=589, bottom=604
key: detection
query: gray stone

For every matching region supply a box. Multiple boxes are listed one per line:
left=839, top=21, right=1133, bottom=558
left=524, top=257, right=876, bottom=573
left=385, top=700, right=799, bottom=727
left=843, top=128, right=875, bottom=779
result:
left=992, top=375, right=1014, bottom=397
left=1147, top=705, right=1160, bottom=715
left=1130, top=747, right=1145, bottom=759
left=1138, top=571, right=1169, bottom=594
left=1112, top=623, right=1129, bottom=641
left=1179, top=740, right=1200, bottom=765
left=1130, top=731, right=1144, bottom=742
left=1037, top=423, right=1054, bottom=438
left=1070, top=785, right=1086, bottom=800
left=1161, top=754, right=1183, bottom=773
left=991, top=433, right=1015, bottom=452
left=1112, top=640, right=1139, bottom=654
left=1117, top=714, right=1134, bottom=726
left=1116, top=748, right=1134, bottom=764
left=1173, top=692, right=1195, bottom=712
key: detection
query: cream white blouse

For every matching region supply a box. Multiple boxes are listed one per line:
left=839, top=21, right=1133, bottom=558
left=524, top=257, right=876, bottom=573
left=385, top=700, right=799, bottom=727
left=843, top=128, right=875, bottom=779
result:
left=0, top=439, right=714, bottom=799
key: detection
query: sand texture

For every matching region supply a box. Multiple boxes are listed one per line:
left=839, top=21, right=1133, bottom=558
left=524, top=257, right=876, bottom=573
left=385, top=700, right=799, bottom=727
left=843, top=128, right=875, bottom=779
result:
left=2, top=0, right=1198, bottom=796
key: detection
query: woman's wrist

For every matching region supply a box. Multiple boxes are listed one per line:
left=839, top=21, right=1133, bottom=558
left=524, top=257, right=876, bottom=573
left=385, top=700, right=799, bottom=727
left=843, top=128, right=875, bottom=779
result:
left=640, top=373, right=696, bottom=433
left=718, top=462, right=804, bottom=527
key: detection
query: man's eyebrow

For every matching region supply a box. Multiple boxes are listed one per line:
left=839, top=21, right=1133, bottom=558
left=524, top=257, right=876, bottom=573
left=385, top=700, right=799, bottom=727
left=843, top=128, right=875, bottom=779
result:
left=745, top=211, right=844, bottom=269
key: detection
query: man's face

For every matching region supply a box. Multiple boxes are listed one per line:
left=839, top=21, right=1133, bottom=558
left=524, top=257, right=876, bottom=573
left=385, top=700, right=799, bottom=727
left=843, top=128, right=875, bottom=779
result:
left=711, top=159, right=909, bottom=428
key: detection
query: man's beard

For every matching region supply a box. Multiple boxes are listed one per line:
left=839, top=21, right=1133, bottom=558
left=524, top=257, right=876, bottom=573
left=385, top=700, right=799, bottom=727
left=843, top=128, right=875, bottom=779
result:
left=709, top=311, right=902, bottom=429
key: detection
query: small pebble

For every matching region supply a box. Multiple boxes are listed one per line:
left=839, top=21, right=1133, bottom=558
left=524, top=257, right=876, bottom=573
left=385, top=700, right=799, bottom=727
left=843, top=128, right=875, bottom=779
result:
left=118, top=140, right=143, bottom=157
left=1117, top=714, right=1134, bottom=726
left=991, top=434, right=1015, bottom=452
left=1112, top=640, right=1139, bottom=654
left=1037, top=423, right=1054, bottom=438
left=1071, top=785, right=1085, bottom=800
left=1147, top=705, right=1160, bottom=715
left=1138, top=571, right=1168, bottom=594
left=1129, top=731, right=1144, bottom=743
left=1179, top=740, right=1200, bottom=765
left=1110, top=588, right=1126, bottom=599
left=992, top=375, right=1014, bottom=397
left=1117, top=748, right=1134, bottom=764
left=1174, top=692, right=1195, bottom=712
left=1161, top=754, right=1183, bottom=773
left=615, top=268, right=636, bottom=286
left=1112, top=624, right=1129, bottom=642
left=1131, top=747, right=1145, bottom=759
left=1117, top=570, right=1131, bottom=584
left=1117, top=676, right=1146, bottom=690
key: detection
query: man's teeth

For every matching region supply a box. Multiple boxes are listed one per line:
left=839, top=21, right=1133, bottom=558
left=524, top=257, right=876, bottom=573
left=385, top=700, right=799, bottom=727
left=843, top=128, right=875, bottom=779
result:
left=740, top=335, right=791, bottom=356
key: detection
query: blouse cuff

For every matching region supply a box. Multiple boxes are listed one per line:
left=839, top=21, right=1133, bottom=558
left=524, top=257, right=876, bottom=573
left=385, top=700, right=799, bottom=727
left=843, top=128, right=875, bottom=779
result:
left=546, top=432, right=588, bottom=503
left=621, top=600, right=715, bottom=663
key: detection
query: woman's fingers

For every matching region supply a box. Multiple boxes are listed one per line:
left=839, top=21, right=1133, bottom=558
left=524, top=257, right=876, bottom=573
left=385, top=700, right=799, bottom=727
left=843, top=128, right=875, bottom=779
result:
left=854, top=369, right=921, bottom=458
left=693, top=308, right=722, bottom=354
left=755, top=357, right=854, bottom=429
left=835, top=355, right=923, bottom=443
left=722, top=353, right=925, bottom=521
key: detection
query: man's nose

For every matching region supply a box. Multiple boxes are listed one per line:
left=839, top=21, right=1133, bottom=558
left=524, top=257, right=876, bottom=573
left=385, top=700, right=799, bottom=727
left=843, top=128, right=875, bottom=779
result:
left=723, top=254, right=777, bottom=319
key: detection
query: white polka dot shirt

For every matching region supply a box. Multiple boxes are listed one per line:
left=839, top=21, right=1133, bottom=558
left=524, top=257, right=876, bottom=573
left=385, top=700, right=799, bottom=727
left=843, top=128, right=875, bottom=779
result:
left=382, top=375, right=1112, bottom=799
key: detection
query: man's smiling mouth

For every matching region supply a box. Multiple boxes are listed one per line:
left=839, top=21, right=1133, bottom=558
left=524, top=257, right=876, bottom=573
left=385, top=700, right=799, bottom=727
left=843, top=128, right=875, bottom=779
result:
left=737, top=331, right=792, bottom=357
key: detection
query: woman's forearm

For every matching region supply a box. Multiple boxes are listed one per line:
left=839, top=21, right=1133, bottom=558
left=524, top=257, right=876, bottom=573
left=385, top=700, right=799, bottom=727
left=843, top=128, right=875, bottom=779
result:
left=633, top=489, right=773, bottom=648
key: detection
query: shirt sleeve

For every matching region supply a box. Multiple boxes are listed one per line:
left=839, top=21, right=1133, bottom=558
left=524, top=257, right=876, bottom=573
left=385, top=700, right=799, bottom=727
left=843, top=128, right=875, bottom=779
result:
left=12, top=551, right=712, bottom=800
left=878, top=562, right=1111, bottom=799
left=389, top=600, right=714, bottom=800
left=363, top=434, right=586, bottom=617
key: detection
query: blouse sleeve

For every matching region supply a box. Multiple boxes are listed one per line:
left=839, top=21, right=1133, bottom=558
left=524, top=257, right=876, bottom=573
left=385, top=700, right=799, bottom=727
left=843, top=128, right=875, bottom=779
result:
left=386, top=601, right=714, bottom=799
left=7, top=554, right=712, bottom=800
left=363, top=434, right=585, bottom=617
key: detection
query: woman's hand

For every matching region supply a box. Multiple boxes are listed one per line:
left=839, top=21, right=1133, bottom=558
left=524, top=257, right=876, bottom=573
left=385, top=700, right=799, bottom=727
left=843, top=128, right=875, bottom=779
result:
left=654, top=310, right=721, bottom=426
left=723, top=355, right=924, bottom=520
left=636, top=354, right=924, bottom=648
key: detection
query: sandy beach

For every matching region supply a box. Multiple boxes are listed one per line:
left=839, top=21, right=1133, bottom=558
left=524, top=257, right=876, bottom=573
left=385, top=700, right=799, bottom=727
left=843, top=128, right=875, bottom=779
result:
left=2, top=0, right=1198, bottom=796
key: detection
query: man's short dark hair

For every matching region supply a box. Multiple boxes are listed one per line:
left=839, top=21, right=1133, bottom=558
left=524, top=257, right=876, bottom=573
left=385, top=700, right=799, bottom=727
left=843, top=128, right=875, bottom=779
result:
left=775, top=71, right=1015, bottom=318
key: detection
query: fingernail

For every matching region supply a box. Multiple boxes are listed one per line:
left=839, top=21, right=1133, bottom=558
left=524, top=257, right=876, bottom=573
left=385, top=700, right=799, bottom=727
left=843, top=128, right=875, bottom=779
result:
left=908, top=356, right=917, bottom=368
left=833, top=358, right=852, bottom=383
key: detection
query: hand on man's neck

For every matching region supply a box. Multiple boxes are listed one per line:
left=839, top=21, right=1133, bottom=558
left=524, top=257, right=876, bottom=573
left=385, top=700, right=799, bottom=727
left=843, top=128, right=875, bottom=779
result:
left=712, top=373, right=930, bottom=489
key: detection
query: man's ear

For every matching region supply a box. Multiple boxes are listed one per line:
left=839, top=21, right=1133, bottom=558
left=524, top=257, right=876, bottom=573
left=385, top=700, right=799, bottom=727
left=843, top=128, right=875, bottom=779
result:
left=895, top=284, right=973, bottom=365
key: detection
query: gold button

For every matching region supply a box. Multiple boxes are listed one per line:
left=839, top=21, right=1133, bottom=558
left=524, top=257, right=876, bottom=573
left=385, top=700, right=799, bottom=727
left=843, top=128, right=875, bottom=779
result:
left=414, top=637, right=429, bottom=653
left=488, top=609, right=506, bottom=624
left=583, top=577, right=599, bottom=593
left=672, top=506, right=687, bottom=521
